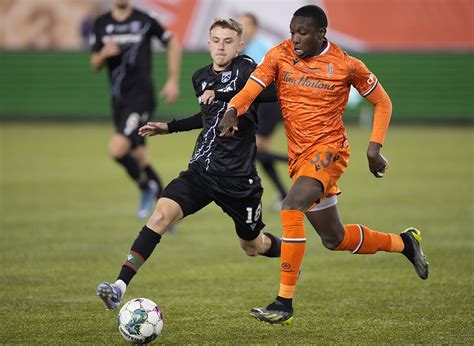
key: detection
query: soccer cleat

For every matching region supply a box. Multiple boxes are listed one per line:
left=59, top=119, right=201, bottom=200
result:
left=96, top=282, right=122, bottom=310
left=250, top=300, right=294, bottom=325
left=400, top=227, right=429, bottom=280
left=137, top=181, right=159, bottom=219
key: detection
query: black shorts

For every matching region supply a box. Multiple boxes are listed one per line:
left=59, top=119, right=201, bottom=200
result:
left=161, top=165, right=265, bottom=241
left=112, top=102, right=154, bottom=149
left=256, top=102, right=283, bottom=137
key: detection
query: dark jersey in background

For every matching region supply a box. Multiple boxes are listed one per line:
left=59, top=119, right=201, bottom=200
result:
left=189, top=55, right=263, bottom=177
left=90, top=9, right=171, bottom=107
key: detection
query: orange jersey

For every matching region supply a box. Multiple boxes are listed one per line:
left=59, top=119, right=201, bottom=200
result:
left=230, top=39, right=381, bottom=171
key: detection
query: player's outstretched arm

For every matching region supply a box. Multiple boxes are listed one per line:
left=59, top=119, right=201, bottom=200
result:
left=139, top=122, right=170, bottom=137
left=139, top=112, right=204, bottom=137
left=365, top=83, right=392, bottom=178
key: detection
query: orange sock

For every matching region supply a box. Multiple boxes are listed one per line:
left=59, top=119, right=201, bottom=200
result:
left=336, top=224, right=404, bottom=254
left=278, top=210, right=306, bottom=299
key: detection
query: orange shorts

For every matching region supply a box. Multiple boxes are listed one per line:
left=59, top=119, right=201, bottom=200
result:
left=290, top=143, right=350, bottom=199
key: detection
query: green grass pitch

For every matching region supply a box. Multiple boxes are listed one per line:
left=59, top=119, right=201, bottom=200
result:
left=1, top=122, right=472, bottom=344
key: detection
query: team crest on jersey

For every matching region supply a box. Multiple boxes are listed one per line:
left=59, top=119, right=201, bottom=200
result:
left=130, top=21, right=141, bottom=33
left=221, top=71, right=232, bottom=83
left=327, top=63, right=334, bottom=76
left=106, top=24, right=115, bottom=34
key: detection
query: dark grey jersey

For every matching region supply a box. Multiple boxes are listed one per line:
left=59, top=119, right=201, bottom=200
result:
left=189, top=55, right=260, bottom=177
left=90, top=9, right=171, bottom=105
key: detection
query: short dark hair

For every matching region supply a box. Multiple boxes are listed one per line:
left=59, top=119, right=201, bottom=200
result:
left=293, top=5, right=328, bottom=28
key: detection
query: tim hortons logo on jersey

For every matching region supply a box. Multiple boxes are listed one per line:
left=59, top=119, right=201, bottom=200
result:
left=283, top=71, right=336, bottom=90
left=221, top=71, right=232, bottom=83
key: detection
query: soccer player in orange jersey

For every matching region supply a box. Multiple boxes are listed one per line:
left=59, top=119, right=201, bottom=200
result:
left=218, top=5, right=429, bottom=325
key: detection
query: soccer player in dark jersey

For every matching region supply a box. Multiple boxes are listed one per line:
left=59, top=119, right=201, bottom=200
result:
left=89, top=0, right=182, bottom=218
left=96, top=18, right=281, bottom=310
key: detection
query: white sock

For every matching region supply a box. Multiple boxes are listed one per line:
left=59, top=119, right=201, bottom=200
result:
left=114, top=279, right=127, bottom=296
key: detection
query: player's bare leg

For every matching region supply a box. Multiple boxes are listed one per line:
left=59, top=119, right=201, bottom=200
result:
left=131, top=144, right=150, bottom=168
left=305, top=204, right=345, bottom=250
left=108, top=133, right=133, bottom=160
left=146, top=198, right=183, bottom=234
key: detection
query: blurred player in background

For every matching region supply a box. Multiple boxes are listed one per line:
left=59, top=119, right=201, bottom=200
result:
left=89, top=0, right=182, bottom=218
left=238, top=13, right=270, bottom=63
left=239, top=13, right=288, bottom=211
left=219, top=5, right=429, bottom=325
left=96, top=18, right=281, bottom=310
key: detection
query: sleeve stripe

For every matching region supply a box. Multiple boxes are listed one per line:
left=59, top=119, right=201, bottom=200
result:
left=250, top=75, right=266, bottom=88
left=362, top=80, right=379, bottom=97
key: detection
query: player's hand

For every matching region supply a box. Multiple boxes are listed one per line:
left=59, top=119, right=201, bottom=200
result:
left=201, top=90, right=215, bottom=105
left=159, top=79, right=179, bottom=105
left=367, top=141, right=388, bottom=178
left=100, top=42, right=120, bottom=58
left=138, top=122, right=169, bottom=137
left=218, top=107, right=239, bottom=137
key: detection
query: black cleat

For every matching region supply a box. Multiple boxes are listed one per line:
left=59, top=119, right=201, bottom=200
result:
left=400, top=227, right=429, bottom=280
left=250, top=300, right=294, bottom=325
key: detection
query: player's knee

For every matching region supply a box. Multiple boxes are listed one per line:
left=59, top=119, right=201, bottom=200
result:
left=109, top=145, right=126, bottom=159
left=108, top=139, right=130, bottom=159
left=147, top=209, right=170, bottom=230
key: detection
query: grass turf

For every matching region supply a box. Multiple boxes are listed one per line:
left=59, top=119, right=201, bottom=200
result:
left=0, top=122, right=472, bottom=344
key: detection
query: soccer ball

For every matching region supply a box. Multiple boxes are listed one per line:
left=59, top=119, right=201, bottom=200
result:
left=117, top=298, right=163, bottom=344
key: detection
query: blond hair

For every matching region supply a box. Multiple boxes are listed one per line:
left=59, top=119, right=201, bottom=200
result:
left=209, top=18, right=243, bottom=37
